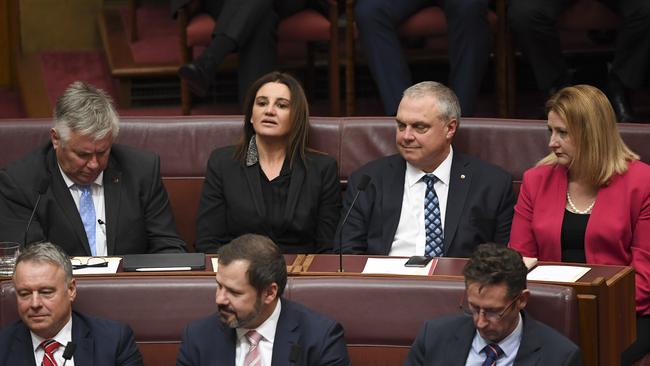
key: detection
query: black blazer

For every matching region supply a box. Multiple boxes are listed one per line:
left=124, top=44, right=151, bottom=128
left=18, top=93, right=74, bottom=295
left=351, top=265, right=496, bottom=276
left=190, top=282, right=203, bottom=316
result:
left=0, top=143, right=186, bottom=255
left=405, top=311, right=581, bottom=365
left=340, top=152, right=515, bottom=256
left=176, top=299, right=350, bottom=366
left=195, top=146, right=341, bottom=253
left=0, top=311, right=144, bottom=366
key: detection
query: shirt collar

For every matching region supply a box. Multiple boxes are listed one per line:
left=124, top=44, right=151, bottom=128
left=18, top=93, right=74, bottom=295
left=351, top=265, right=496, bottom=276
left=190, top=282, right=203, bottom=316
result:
left=404, top=146, right=453, bottom=188
left=31, top=315, right=73, bottom=352
left=472, top=311, right=524, bottom=359
left=236, top=298, right=282, bottom=344
left=58, top=163, right=104, bottom=189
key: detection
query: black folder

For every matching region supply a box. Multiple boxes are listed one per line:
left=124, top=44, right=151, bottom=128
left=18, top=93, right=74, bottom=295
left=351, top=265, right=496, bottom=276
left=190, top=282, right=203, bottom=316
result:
left=121, top=253, right=206, bottom=272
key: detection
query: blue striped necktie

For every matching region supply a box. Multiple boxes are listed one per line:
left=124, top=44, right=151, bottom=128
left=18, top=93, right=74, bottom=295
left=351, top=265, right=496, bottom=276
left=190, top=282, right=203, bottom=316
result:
left=423, top=174, right=443, bottom=257
left=482, top=343, right=504, bottom=366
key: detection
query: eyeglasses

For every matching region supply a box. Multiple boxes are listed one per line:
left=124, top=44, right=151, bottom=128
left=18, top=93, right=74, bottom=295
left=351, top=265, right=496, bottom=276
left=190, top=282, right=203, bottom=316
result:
left=459, top=293, right=521, bottom=322
left=71, top=257, right=108, bottom=270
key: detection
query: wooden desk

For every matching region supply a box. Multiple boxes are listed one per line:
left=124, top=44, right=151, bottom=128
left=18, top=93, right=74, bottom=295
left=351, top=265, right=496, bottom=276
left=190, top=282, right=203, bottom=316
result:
left=297, top=254, right=636, bottom=366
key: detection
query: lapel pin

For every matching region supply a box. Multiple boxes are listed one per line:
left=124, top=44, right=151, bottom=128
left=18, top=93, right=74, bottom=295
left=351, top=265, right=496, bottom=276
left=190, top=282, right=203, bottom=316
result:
left=112, top=176, right=120, bottom=184
left=460, top=174, right=466, bottom=180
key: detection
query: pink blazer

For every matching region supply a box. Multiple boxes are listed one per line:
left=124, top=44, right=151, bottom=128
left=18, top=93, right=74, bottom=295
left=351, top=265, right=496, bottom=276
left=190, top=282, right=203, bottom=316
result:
left=509, top=161, right=650, bottom=315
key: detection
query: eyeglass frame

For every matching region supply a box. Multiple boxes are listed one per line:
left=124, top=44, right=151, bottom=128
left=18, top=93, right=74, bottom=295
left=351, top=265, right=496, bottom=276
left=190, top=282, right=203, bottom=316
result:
left=458, top=292, right=522, bottom=322
left=71, top=257, right=108, bottom=270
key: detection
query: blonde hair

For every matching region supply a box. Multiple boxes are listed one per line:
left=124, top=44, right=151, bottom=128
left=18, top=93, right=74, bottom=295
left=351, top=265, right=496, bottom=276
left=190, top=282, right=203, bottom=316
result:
left=538, top=84, right=638, bottom=186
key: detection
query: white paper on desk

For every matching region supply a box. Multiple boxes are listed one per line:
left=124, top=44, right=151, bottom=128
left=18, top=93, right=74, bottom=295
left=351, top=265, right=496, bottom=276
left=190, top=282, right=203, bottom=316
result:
left=362, top=258, right=433, bottom=276
left=72, top=257, right=121, bottom=275
left=527, top=265, right=590, bottom=283
left=211, top=258, right=219, bottom=272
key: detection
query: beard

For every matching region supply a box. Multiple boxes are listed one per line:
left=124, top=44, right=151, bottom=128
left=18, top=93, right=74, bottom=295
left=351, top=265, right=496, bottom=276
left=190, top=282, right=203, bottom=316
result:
left=218, top=295, right=263, bottom=328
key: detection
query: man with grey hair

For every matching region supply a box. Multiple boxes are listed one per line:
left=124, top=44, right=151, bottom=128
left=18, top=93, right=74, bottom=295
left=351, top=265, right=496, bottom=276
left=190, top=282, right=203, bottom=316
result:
left=340, top=81, right=515, bottom=257
left=0, top=242, right=144, bottom=365
left=0, top=81, right=185, bottom=255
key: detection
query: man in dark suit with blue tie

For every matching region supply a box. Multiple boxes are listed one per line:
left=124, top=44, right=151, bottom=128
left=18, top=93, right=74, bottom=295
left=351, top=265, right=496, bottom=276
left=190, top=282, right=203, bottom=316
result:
left=406, top=244, right=581, bottom=365
left=340, top=81, right=515, bottom=258
left=176, top=234, right=350, bottom=366
left=0, top=242, right=143, bottom=366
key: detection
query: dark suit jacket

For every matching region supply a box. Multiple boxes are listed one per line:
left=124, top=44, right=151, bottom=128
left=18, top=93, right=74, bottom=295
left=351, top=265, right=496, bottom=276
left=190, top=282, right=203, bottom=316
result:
left=0, top=311, right=143, bottom=366
left=340, top=152, right=515, bottom=256
left=176, top=299, right=350, bottom=366
left=405, top=311, right=581, bottom=366
left=0, top=143, right=186, bottom=255
left=195, top=146, right=341, bottom=254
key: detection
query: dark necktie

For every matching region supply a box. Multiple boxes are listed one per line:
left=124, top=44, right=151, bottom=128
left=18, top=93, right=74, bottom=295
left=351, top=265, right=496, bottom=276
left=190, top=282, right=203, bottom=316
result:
left=40, top=339, right=61, bottom=366
left=482, top=343, right=504, bottom=366
left=423, top=174, right=443, bottom=256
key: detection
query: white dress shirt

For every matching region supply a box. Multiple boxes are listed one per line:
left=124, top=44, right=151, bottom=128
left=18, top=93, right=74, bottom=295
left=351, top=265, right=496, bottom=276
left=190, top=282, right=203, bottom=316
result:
left=31, top=316, right=74, bottom=366
left=59, top=165, right=107, bottom=256
left=390, top=147, right=453, bottom=256
left=235, top=299, right=282, bottom=366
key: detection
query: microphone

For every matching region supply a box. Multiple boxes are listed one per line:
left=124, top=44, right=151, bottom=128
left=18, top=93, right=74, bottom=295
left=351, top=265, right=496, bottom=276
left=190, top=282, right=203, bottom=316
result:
left=61, top=341, right=76, bottom=366
left=289, top=344, right=301, bottom=366
left=23, top=178, right=50, bottom=249
left=335, top=174, right=371, bottom=272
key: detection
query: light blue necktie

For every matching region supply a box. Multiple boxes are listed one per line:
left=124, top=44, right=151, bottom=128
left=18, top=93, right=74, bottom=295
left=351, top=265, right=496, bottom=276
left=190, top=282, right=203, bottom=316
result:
left=78, top=185, right=96, bottom=256
left=423, top=174, right=444, bottom=257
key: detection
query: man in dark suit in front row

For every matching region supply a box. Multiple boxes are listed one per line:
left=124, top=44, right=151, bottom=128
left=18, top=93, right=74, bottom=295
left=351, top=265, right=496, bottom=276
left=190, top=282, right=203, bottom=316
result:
left=0, top=81, right=186, bottom=256
left=176, top=234, right=350, bottom=366
left=341, top=81, right=515, bottom=257
left=0, top=242, right=143, bottom=365
left=406, top=244, right=581, bottom=365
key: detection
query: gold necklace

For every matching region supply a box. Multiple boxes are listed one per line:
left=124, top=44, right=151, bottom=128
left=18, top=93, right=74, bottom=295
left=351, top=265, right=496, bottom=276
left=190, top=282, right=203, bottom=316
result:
left=566, top=191, right=595, bottom=214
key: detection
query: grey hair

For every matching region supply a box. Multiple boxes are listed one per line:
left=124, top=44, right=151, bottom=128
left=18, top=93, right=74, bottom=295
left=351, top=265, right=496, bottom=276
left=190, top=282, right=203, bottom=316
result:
left=403, top=81, right=461, bottom=124
left=14, top=242, right=73, bottom=284
left=53, top=81, right=120, bottom=144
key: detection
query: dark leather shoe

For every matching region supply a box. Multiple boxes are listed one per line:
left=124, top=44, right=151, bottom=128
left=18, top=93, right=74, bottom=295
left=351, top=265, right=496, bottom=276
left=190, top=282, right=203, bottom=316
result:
left=607, top=73, right=637, bottom=123
left=178, top=62, right=210, bottom=97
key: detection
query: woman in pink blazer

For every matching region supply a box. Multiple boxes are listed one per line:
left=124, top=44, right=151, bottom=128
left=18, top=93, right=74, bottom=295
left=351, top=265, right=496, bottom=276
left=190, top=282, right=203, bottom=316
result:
left=509, top=85, right=650, bottom=365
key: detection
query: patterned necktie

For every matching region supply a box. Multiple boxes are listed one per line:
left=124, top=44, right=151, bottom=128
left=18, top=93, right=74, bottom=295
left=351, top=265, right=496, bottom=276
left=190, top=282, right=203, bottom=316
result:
left=40, top=339, right=61, bottom=366
left=78, top=185, right=96, bottom=256
left=423, top=174, right=444, bottom=257
left=482, top=343, right=504, bottom=366
left=244, top=330, right=263, bottom=366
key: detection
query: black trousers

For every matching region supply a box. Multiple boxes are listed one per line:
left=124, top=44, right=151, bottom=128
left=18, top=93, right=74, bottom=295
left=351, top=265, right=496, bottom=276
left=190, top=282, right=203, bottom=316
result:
left=622, top=314, right=650, bottom=366
left=354, top=0, right=490, bottom=116
left=508, top=0, right=650, bottom=91
left=201, top=0, right=325, bottom=102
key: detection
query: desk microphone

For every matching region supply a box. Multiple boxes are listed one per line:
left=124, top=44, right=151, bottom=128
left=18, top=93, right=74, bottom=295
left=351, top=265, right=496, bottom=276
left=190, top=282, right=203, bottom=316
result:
left=289, top=344, right=301, bottom=365
left=61, top=341, right=76, bottom=366
left=23, top=178, right=50, bottom=249
left=336, top=174, right=371, bottom=272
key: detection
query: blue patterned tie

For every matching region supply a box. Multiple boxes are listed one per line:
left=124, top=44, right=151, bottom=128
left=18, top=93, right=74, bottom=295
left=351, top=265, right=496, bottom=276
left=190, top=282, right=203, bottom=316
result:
left=78, top=185, right=96, bottom=256
left=423, top=174, right=444, bottom=257
left=482, top=343, right=504, bottom=366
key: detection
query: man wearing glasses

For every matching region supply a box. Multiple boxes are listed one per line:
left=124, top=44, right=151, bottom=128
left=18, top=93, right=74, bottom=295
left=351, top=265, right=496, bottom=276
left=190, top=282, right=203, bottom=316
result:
left=405, top=244, right=581, bottom=365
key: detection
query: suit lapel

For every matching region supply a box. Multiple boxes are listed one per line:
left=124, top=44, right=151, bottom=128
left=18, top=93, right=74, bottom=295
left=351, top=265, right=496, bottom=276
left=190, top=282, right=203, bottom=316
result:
left=9, top=323, right=37, bottom=366
left=443, top=152, right=471, bottom=254
left=281, top=159, right=305, bottom=232
left=443, top=317, right=475, bottom=364
left=381, top=155, right=407, bottom=253
left=513, top=312, right=543, bottom=366
left=272, top=301, right=299, bottom=366
left=47, top=150, right=91, bottom=255
left=103, top=159, right=122, bottom=255
left=72, top=312, right=95, bottom=365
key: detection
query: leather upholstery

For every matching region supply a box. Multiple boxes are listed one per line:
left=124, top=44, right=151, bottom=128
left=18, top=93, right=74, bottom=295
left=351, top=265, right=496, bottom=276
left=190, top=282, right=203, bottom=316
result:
left=0, top=275, right=579, bottom=366
left=1, top=116, right=648, bottom=246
